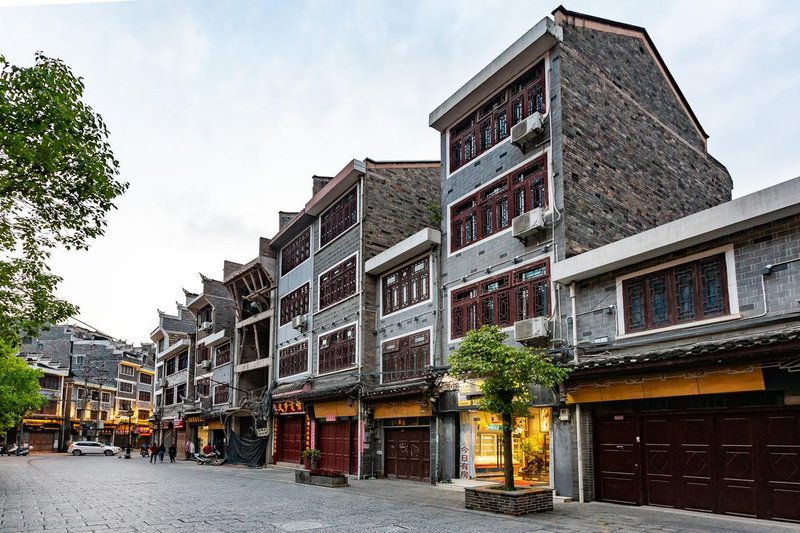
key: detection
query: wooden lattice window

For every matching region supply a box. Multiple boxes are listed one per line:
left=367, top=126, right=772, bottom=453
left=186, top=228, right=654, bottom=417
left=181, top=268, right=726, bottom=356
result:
left=382, top=331, right=430, bottom=383
left=450, top=155, right=547, bottom=251
left=318, top=325, right=356, bottom=374
left=279, top=341, right=308, bottom=378
left=451, top=259, right=549, bottom=339
left=623, top=254, right=729, bottom=333
left=320, top=187, right=358, bottom=247
left=215, top=343, right=231, bottom=366
left=382, top=258, right=430, bottom=315
left=319, top=256, right=357, bottom=310
left=213, top=384, right=229, bottom=405
left=39, top=375, right=60, bottom=390
left=449, top=60, right=546, bottom=172
left=280, top=283, right=309, bottom=325
left=282, top=228, right=310, bottom=275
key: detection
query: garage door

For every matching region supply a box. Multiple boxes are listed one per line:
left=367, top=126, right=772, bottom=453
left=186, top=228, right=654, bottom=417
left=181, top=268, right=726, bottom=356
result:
left=384, top=427, right=430, bottom=481
left=277, top=415, right=304, bottom=464
left=595, top=409, right=800, bottom=522
left=317, top=420, right=357, bottom=474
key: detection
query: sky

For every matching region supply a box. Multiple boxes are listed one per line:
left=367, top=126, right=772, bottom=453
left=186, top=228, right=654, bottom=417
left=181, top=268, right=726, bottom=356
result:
left=1, top=0, right=798, bottom=345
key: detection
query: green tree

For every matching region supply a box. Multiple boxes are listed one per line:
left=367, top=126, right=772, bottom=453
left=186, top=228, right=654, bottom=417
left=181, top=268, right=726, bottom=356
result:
left=0, top=339, right=46, bottom=433
left=0, top=52, right=128, bottom=344
left=448, top=325, right=570, bottom=491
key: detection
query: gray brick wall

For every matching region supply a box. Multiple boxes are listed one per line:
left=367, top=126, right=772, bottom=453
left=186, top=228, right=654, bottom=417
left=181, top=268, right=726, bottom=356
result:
left=558, top=26, right=732, bottom=257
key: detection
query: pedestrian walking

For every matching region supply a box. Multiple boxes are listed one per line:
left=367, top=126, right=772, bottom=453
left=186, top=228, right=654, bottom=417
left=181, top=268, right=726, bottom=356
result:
left=149, top=443, right=158, bottom=463
left=185, top=439, right=194, bottom=461
left=157, top=443, right=166, bottom=463
left=168, top=443, right=176, bottom=463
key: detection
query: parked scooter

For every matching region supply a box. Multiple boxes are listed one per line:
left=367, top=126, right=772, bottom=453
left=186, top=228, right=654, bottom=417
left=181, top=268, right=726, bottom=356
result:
left=8, top=443, right=32, bottom=456
left=193, top=450, right=224, bottom=466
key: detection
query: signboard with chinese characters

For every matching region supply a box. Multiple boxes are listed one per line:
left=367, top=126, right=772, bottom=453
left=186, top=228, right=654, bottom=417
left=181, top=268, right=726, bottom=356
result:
left=457, top=379, right=484, bottom=407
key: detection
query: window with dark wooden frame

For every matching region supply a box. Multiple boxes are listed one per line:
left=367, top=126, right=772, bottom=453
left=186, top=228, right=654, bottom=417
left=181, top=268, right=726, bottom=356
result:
left=623, top=254, right=729, bottom=333
left=382, top=258, right=430, bottom=315
left=449, top=60, right=546, bottom=173
left=281, top=228, right=310, bottom=275
left=119, top=382, right=133, bottom=393
left=382, top=330, right=430, bottom=383
left=280, top=283, right=309, bottom=325
left=451, top=259, right=549, bottom=339
left=213, top=384, right=229, bottom=405
left=279, top=341, right=308, bottom=378
left=320, top=187, right=358, bottom=247
left=450, top=156, right=547, bottom=252
left=38, top=375, right=60, bottom=390
left=215, top=343, right=231, bottom=366
left=196, top=378, right=210, bottom=397
left=318, top=325, right=356, bottom=374
left=166, top=357, right=176, bottom=375
left=319, top=256, right=357, bottom=310
left=41, top=399, right=59, bottom=415
left=165, top=387, right=175, bottom=405
left=139, top=373, right=152, bottom=385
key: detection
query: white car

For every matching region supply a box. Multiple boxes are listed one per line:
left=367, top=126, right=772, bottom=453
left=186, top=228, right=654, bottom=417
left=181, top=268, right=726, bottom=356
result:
left=67, top=441, right=121, bottom=456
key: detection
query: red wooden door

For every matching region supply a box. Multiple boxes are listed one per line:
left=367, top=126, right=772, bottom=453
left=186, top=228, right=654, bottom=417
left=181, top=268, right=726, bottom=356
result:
left=642, top=417, right=676, bottom=508
left=595, top=415, right=641, bottom=504
left=384, top=428, right=430, bottom=481
left=318, top=420, right=355, bottom=474
left=678, top=415, right=716, bottom=513
left=763, top=411, right=800, bottom=522
left=278, top=415, right=303, bottom=463
left=717, top=414, right=758, bottom=518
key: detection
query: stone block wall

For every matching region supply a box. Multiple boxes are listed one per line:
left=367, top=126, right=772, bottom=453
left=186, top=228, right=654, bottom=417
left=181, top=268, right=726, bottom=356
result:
left=558, top=23, right=733, bottom=257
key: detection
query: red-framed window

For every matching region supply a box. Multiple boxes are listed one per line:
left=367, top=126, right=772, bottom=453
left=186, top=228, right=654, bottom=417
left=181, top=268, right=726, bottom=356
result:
left=449, top=60, right=546, bottom=172
left=280, top=283, right=309, bottom=325
left=39, top=375, right=60, bottom=390
left=320, top=187, right=358, bottom=247
left=282, top=228, right=310, bottom=275
left=213, top=384, right=229, bottom=405
left=623, top=254, right=729, bottom=333
left=279, top=341, right=308, bottom=378
left=382, top=330, right=430, bottom=383
left=450, top=156, right=547, bottom=251
left=215, top=343, right=231, bottom=366
left=319, top=256, right=357, bottom=310
left=318, top=325, right=356, bottom=374
left=451, top=259, right=549, bottom=339
left=382, top=257, right=430, bottom=315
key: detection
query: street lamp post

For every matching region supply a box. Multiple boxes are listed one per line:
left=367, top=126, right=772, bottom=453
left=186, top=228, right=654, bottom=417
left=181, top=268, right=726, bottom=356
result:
left=124, top=409, right=133, bottom=459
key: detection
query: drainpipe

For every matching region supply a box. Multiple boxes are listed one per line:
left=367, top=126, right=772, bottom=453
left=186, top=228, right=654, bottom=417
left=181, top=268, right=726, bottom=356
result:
left=570, top=282, right=585, bottom=503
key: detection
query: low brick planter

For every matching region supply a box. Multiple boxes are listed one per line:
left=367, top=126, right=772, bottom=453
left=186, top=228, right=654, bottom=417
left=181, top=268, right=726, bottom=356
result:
left=294, top=469, right=349, bottom=488
left=465, top=486, right=553, bottom=516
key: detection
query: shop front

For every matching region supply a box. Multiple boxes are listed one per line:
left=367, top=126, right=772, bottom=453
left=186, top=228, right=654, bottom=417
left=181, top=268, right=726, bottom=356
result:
left=310, top=399, right=358, bottom=475
left=273, top=399, right=306, bottom=464
left=374, top=399, right=432, bottom=482
left=20, top=417, right=65, bottom=452
left=452, top=380, right=551, bottom=485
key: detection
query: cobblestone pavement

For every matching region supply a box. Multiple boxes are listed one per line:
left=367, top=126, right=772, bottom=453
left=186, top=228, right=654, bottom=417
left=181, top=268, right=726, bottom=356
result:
left=1, top=454, right=797, bottom=533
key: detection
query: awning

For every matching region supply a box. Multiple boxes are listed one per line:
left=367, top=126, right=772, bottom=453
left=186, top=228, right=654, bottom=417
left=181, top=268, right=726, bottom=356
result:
left=566, top=364, right=765, bottom=404
left=313, top=399, right=357, bottom=419
left=374, top=400, right=431, bottom=419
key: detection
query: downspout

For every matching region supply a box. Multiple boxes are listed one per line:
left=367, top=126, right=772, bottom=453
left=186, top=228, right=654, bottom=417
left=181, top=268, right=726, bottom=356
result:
left=570, top=282, right=585, bottom=503
left=357, top=171, right=366, bottom=480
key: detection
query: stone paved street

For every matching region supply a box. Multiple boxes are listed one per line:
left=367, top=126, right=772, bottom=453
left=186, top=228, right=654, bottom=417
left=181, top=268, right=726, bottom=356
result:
left=1, top=454, right=798, bottom=533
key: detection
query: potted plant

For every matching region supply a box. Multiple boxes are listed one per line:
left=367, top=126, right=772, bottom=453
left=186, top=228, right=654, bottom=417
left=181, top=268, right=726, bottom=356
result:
left=448, top=325, right=570, bottom=515
left=300, top=448, right=321, bottom=469
left=519, top=438, right=546, bottom=480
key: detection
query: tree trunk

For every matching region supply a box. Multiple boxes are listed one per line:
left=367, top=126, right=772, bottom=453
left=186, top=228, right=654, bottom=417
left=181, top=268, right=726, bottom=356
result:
left=502, top=412, right=515, bottom=491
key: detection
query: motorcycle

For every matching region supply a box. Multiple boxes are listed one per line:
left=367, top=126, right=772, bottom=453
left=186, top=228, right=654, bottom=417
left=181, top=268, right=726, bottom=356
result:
left=140, top=447, right=149, bottom=457
left=8, top=443, right=32, bottom=456
left=193, top=450, right=224, bottom=466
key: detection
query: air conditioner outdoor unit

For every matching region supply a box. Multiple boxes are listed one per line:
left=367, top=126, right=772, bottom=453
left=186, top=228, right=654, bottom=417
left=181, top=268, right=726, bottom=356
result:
left=510, top=112, right=545, bottom=152
left=200, top=360, right=211, bottom=370
left=157, top=377, right=169, bottom=388
left=291, top=314, right=308, bottom=330
left=511, top=207, right=547, bottom=239
left=514, top=316, right=550, bottom=344
left=200, top=321, right=213, bottom=331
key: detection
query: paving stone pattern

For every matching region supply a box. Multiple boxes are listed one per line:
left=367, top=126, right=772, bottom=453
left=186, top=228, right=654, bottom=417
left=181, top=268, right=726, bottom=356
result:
left=1, top=454, right=794, bottom=533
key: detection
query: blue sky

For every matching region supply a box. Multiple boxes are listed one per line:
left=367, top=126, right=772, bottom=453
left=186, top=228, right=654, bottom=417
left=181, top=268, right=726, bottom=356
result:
left=1, top=0, right=798, bottom=344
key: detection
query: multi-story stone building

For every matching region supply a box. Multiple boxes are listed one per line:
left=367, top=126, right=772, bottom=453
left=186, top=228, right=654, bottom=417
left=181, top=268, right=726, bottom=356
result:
left=552, top=177, right=800, bottom=521
left=13, top=325, right=153, bottom=450
left=150, top=300, right=194, bottom=447
left=427, top=6, right=732, bottom=485
left=269, top=159, right=439, bottom=476
left=185, top=275, right=236, bottom=452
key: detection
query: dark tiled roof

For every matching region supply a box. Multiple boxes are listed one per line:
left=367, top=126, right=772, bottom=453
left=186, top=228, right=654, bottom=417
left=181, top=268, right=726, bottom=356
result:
left=574, top=325, right=800, bottom=371
left=361, top=381, right=429, bottom=400
left=298, top=383, right=360, bottom=401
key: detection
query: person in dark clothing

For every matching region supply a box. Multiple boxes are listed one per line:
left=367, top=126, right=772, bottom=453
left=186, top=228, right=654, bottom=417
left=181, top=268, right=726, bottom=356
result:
left=157, top=444, right=166, bottom=462
left=149, top=443, right=158, bottom=463
left=168, top=443, right=176, bottom=463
